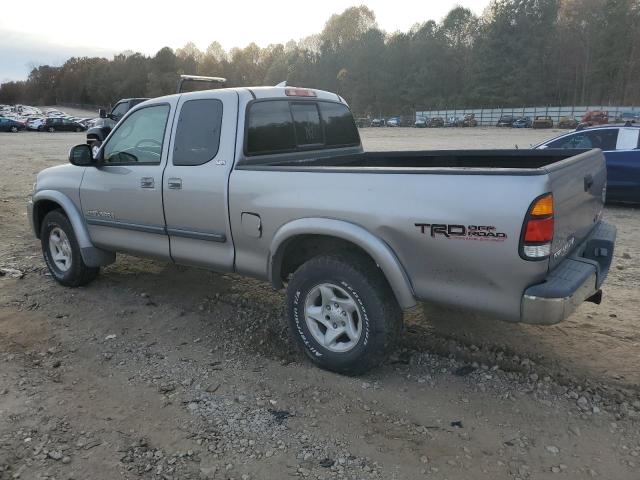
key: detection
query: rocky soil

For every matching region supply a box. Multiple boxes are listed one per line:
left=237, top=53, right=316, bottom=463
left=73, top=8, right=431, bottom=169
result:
left=1, top=129, right=639, bottom=480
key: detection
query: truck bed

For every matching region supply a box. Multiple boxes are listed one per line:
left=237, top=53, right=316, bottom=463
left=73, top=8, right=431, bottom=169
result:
left=241, top=149, right=590, bottom=172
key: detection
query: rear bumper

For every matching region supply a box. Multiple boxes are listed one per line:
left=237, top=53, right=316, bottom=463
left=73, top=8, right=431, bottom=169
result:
left=521, top=222, right=616, bottom=325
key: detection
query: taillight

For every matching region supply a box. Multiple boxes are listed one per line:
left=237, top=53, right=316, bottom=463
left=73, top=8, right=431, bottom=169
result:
left=521, top=193, right=554, bottom=260
left=285, top=87, right=316, bottom=97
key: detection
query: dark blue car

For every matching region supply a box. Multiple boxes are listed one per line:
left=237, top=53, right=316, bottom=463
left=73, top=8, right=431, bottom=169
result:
left=535, top=126, right=640, bottom=204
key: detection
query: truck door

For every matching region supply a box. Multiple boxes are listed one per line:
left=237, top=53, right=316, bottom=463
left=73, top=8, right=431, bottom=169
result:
left=163, top=91, right=238, bottom=271
left=80, top=101, right=175, bottom=259
left=607, top=127, right=640, bottom=202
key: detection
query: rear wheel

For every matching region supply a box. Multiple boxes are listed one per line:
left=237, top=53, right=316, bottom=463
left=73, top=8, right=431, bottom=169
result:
left=41, top=210, right=99, bottom=287
left=286, top=254, right=402, bottom=375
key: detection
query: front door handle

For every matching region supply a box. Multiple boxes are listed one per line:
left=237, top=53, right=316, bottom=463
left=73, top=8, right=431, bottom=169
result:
left=167, top=178, right=182, bottom=190
left=140, top=177, right=155, bottom=188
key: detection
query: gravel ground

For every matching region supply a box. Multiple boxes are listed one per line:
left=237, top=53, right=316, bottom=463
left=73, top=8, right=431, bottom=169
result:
left=1, top=128, right=639, bottom=480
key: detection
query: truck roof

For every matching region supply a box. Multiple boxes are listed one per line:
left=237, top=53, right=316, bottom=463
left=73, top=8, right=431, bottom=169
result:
left=150, top=86, right=345, bottom=105
left=117, top=98, right=148, bottom=103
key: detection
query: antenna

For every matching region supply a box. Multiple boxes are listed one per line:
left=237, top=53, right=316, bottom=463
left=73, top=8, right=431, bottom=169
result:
left=177, top=75, right=227, bottom=93
left=275, top=81, right=287, bottom=87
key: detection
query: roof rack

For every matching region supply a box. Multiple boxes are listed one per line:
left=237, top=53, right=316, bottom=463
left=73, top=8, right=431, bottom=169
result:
left=176, top=75, right=227, bottom=93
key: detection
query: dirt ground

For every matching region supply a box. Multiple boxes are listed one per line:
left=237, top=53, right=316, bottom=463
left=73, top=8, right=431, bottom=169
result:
left=1, top=128, right=639, bottom=480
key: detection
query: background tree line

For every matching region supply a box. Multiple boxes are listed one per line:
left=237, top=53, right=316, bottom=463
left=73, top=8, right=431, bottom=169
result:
left=1, top=0, right=639, bottom=115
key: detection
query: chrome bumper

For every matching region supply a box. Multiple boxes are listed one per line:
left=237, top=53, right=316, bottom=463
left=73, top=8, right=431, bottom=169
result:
left=521, top=222, right=616, bottom=325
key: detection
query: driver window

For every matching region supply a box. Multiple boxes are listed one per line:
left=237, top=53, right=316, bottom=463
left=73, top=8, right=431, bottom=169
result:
left=103, top=104, right=170, bottom=165
left=110, top=102, right=128, bottom=119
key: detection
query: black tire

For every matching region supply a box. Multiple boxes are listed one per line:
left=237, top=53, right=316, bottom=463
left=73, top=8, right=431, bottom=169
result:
left=41, top=210, right=99, bottom=287
left=286, top=254, right=402, bottom=375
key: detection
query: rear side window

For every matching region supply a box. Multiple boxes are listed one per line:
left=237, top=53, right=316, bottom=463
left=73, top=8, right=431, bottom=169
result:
left=173, top=99, right=223, bottom=166
left=584, top=129, right=618, bottom=151
left=320, top=103, right=359, bottom=147
left=546, top=130, right=618, bottom=151
left=246, top=100, right=360, bottom=156
left=246, top=101, right=295, bottom=155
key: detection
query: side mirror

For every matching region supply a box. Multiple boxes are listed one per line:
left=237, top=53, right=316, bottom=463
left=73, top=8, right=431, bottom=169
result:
left=68, top=144, right=94, bottom=166
left=98, top=108, right=107, bottom=118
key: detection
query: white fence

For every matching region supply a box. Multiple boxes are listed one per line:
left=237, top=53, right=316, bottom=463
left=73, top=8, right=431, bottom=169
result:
left=415, top=105, right=640, bottom=126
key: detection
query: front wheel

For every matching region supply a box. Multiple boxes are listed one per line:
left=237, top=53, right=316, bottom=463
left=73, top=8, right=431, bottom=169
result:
left=41, top=210, right=99, bottom=287
left=286, top=254, right=402, bottom=375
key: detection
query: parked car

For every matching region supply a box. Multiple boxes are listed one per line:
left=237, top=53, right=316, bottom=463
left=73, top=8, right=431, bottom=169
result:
left=460, top=113, right=478, bottom=127
left=86, top=98, right=148, bottom=149
left=512, top=117, right=532, bottom=128
left=615, top=111, right=638, bottom=124
left=25, top=117, right=45, bottom=130
left=29, top=85, right=616, bottom=374
left=496, top=115, right=515, bottom=127
left=532, top=116, right=554, bottom=129
left=38, top=118, right=87, bottom=132
left=0, top=117, right=26, bottom=132
left=414, top=117, right=427, bottom=128
left=445, top=116, right=460, bottom=127
left=535, top=126, right=640, bottom=204
left=581, top=110, right=609, bottom=126
left=427, top=116, right=444, bottom=128
left=370, top=118, right=385, bottom=127
left=558, top=116, right=579, bottom=129
left=386, top=117, right=401, bottom=127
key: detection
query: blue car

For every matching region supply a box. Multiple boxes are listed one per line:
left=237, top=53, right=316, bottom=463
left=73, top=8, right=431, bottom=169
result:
left=535, top=126, right=640, bottom=204
left=512, top=117, right=532, bottom=128
left=0, top=117, right=26, bottom=132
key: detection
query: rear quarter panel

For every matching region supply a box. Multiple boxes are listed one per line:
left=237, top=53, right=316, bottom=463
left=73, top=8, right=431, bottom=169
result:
left=229, top=169, right=551, bottom=321
left=546, top=149, right=606, bottom=271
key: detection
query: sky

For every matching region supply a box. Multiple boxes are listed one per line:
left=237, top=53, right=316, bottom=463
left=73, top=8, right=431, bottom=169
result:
left=0, top=0, right=491, bottom=82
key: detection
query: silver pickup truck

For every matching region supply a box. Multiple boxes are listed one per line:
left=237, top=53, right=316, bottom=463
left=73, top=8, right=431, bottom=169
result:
left=28, top=85, right=616, bottom=374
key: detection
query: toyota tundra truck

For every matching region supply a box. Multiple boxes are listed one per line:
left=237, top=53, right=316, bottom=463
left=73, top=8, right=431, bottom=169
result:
left=28, top=85, right=616, bottom=375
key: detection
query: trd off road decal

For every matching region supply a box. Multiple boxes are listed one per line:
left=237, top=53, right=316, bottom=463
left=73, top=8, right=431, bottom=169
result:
left=415, top=223, right=507, bottom=242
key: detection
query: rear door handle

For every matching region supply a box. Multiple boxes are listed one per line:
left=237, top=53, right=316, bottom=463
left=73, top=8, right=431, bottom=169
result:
left=167, top=178, right=182, bottom=190
left=140, top=177, right=155, bottom=188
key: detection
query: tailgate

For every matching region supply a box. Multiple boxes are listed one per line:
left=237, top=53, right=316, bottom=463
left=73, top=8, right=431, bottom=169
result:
left=545, top=149, right=606, bottom=270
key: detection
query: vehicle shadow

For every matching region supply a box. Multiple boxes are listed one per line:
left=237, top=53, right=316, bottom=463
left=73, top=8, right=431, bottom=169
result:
left=401, top=301, right=640, bottom=391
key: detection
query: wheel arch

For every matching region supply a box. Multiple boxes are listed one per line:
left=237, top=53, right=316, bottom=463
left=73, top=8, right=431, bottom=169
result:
left=269, top=218, right=416, bottom=310
left=32, top=190, right=115, bottom=267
